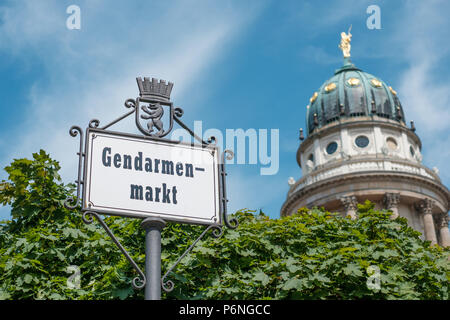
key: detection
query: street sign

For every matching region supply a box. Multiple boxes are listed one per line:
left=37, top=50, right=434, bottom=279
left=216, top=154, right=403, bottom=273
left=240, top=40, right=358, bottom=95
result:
left=66, top=77, right=237, bottom=300
left=83, top=128, right=221, bottom=225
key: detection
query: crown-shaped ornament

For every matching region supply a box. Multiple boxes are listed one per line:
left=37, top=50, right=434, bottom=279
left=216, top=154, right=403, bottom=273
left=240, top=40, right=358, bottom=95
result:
left=136, top=77, right=174, bottom=101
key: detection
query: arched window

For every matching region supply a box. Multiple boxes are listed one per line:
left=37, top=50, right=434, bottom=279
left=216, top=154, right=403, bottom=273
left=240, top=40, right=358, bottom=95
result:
left=326, top=142, right=338, bottom=155
left=386, top=137, right=398, bottom=150
left=355, top=135, right=369, bottom=148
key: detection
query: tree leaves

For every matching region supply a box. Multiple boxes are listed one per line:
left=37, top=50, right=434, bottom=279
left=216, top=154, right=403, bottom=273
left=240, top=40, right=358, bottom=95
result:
left=23, top=274, right=33, bottom=284
left=0, top=152, right=449, bottom=300
left=282, top=278, right=304, bottom=291
left=343, top=263, right=363, bottom=277
left=253, top=270, right=270, bottom=286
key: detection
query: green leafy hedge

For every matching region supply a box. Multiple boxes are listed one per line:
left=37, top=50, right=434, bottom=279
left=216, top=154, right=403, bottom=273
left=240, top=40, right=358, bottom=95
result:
left=0, top=150, right=449, bottom=299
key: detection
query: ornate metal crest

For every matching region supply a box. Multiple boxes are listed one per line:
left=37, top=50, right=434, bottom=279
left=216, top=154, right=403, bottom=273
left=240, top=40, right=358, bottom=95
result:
left=135, top=77, right=174, bottom=138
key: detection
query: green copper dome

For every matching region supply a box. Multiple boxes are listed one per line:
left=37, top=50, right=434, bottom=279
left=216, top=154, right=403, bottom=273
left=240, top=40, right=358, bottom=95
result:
left=306, top=58, right=405, bottom=135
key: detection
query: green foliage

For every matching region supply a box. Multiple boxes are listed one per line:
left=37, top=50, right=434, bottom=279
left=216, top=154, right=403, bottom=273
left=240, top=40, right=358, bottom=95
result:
left=0, top=150, right=139, bottom=299
left=0, top=151, right=449, bottom=300
left=164, top=205, right=449, bottom=300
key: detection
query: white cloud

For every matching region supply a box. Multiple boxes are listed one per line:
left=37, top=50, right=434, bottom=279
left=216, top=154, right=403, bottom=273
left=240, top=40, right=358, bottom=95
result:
left=398, top=62, right=450, bottom=134
left=0, top=0, right=265, bottom=184
left=0, top=1, right=63, bottom=51
left=392, top=1, right=450, bottom=181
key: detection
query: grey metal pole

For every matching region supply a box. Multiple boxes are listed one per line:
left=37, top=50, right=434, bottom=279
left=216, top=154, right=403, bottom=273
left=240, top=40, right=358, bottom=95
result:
left=141, top=217, right=166, bottom=300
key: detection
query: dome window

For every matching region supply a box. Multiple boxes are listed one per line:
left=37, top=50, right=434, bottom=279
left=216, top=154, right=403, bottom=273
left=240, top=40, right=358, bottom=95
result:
left=355, top=135, right=369, bottom=148
left=386, top=137, right=398, bottom=150
left=346, top=77, right=360, bottom=86
left=389, top=86, right=397, bottom=95
left=370, top=79, right=382, bottom=88
left=410, top=146, right=415, bottom=157
left=324, top=82, right=336, bottom=92
left=326, top=142, right=338, bottom=155
left=306, top=154, right=315, bottom=169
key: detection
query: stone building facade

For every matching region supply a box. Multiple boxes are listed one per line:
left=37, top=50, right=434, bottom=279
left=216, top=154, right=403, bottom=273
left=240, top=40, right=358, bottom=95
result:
left=281, top=52, right=450, bottom=247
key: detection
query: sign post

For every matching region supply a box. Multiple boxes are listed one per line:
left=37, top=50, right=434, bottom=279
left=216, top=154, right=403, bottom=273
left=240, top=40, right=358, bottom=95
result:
left=65, top=77, right=238, bottom=300
left=142, top=218, right=166, bottom=300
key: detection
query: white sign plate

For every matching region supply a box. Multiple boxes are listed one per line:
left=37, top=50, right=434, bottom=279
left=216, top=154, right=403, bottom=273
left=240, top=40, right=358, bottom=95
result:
left=83, top=129, right=221, bottom=225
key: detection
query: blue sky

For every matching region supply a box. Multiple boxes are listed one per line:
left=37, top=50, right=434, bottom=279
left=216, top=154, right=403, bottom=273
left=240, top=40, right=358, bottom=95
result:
left=0, top=0, right=449, bottom=220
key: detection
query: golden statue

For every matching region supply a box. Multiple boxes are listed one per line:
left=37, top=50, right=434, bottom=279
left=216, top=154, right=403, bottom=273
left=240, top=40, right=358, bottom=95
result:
left=339, top=25, right=352, bottom=58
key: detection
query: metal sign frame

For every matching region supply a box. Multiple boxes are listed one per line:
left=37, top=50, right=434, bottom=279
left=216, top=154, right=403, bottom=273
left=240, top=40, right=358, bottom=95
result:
left=82, top=127, right=222, bottom=225
left=64, top=77, right=238, bottom=299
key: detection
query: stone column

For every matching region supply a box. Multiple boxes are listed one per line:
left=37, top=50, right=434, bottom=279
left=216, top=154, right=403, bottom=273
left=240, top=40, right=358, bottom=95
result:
left=435, top=213, right=450, bottom=247
left=383, top=193, right=400, bottom=219
left=340, top=195, right=358, bottom=219
left=415, top=199, right=437, bottom=245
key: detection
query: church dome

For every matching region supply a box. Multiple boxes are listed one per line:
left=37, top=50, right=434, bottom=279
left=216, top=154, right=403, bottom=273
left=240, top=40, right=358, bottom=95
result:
left=283, top=30, right=450, bottom=248
left=306, top=58, right=405, bottom=134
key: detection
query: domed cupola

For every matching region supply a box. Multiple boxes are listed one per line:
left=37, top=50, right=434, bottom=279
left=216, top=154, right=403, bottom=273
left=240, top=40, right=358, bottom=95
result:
left=282, top=29, right=450, bottom=247
left=306, top=57, right=405, bottom=134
